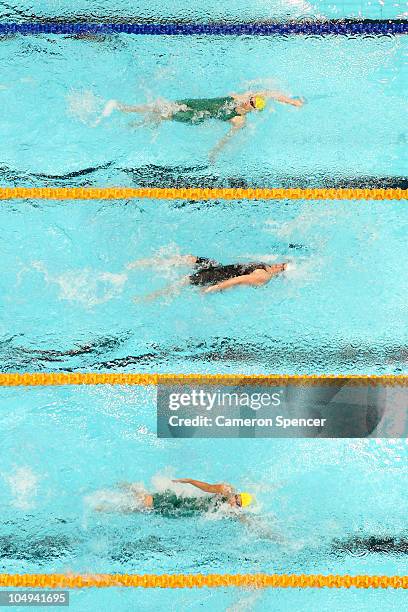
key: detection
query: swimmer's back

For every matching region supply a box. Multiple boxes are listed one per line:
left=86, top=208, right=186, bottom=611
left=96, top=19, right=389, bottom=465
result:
left=189, top=257, right=269, bottom=287
left=152, top=491, right=224, bottom=517
left=172, top=97, right=240, bottom=124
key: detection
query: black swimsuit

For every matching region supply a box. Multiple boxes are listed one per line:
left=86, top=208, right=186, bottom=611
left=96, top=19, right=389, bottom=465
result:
left=189, top=257, right=269, bottom=287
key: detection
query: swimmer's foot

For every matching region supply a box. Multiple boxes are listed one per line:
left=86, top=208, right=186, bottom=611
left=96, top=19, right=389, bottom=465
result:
left=292, top=97, right=305, bottom=107
left=102, top=99, right=120, bottom=118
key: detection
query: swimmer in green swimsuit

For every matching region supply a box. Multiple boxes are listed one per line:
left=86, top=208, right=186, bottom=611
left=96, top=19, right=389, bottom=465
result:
left=101, top=89, right=304, bottom=161
left=126, top=479, right=253, bottom=517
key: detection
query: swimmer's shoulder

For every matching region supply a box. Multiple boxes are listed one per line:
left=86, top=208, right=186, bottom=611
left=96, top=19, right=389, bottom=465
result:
left=217, top=483, right=235, bottom=496
left=230, top=115, right=246, bottom=127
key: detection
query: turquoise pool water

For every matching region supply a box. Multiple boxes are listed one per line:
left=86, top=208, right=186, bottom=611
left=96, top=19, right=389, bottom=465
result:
left=0, top=385, right=407, bottom=579
left=1, top=4, right=407, bottom=611
left=2, top=0, right=407, bottom=21
left=1, top=200, right=408, bottom=374
left=0, top=35, right=406, bottom=181
left=0, top=32, right=406, bottom=374
left=46, top=588, right=408, bottom=612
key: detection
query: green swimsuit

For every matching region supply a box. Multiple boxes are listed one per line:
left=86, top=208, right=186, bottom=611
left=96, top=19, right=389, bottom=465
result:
left=151, top=491, right=226, bottom=517
left=172, top=96, right=240, bottom=124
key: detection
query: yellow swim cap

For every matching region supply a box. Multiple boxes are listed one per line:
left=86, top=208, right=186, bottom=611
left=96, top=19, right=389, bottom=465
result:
left=240, top=492, right=253, bottom=508
left=254, top=96, right=266, bottom=111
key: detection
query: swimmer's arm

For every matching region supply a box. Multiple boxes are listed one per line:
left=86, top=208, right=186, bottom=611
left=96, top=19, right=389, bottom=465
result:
left=127, top=255, right=196, bottom=270
left=172, top=479, right=234, bottom=496
left=258, top=91, right=304, bottom=107
left=133, top=277, right=188, bottom=303
left=209, top=116, right=245, bottom=163
left=203, top=271, right=269, bottom=293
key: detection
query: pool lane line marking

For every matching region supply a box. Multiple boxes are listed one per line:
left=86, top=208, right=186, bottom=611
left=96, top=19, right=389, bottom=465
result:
left=1, top=373, right=408, bottom=386
left=0, top=188, right=406, bottom=201
left=0, top=573, right=406, bottom=588
left=0, top=21, right=407, bottom=36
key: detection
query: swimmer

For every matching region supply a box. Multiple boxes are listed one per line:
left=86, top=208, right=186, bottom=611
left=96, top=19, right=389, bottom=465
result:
left=127, top=254, right=287, bottom=300
left=101, top=90, right=304, bottom=161
left=117, top=479, right=253, bottom=518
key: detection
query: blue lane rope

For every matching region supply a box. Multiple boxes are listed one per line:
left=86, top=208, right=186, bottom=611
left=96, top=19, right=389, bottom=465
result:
left=0, top=21, right=407, bottom=36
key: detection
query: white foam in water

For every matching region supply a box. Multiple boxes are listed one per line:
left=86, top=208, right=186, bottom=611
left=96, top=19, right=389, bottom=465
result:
left=278, top=0, right=316, bottom=16
left=3, top=466, right=39, bottom=510
left=66, top=89, right=104, bottom=127
left=273, top=206, right=332, bottom=245
left=240, top=253, right=280, bottom=262
left=125, top=424, right=165, bottom=448
left=282, top=257, right=322, bottom=289
left=32, top=262, right=128, bottom=308
left=284, top=0, right=313, bottom=12
left=150, top=471, right=209, bottom=496
left=127, top=243, right=194, bottom=280
left=85, top=483, right=147, bottom=513
left=348, top=438, right=408, bottom=469
left=54, top=271, right=128, bottom=307
left=227, top=590, right=263, bottom=612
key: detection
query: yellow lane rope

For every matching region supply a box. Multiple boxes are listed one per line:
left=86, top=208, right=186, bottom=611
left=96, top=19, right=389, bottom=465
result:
left=0, top=373, right=408, bottom=386
left=0, top=574, right=406, bottom=589
left=0, top=187, right=406, bottom=201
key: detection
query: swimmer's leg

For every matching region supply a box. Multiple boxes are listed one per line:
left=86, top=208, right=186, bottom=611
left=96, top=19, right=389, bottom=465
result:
left=97, top=100, right=162, bottom=126
left=117, top=102, right=158, bottom=114
left=93, top=489, right=150, bottom=513
left=128, top=116, right=161, bottom=129
left=102, top=100, right=154, bottom=116
left=118, top=481, right=146, bottom=494
left=133, top=276, right=190, bottom=303
left=127, top=255, right=197, bottom=270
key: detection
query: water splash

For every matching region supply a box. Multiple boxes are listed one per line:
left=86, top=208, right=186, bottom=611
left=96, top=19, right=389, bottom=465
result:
left=66, top=89, right=104, bottom=127
left=32, top=261, right=128, bottom=308
left=3, top=466, right=39, bottom=510
left=227, top=589, right=263, bottom=612
left=84, top=484, right=146, bottom=513
left=283, top=257, right=321, bottom=286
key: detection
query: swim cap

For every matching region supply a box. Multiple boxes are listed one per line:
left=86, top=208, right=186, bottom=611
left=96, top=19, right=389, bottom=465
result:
left=240, top=492, right=253, bottom=508
left=254, top=96, right=266, bottom=111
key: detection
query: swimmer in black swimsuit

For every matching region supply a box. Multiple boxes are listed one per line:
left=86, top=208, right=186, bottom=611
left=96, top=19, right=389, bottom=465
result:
left=127, top=254, right=287, bottom=300
left=189, top=256, right=286, bottom=293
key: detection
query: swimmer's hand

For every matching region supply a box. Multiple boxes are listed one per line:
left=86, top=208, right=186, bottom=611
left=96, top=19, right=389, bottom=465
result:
left=291, top=97, right=305, bottom=107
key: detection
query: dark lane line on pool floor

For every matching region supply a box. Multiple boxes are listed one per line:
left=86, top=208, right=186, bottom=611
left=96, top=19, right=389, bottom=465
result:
left=121, top=168, right=408, bottom=191
left=1, top=163, right=407, bottom=190
left=1, top=529, right=408, bottom=567
left=0, top=21, right=407, bottom=37
left=332, top=535, right=408, bottom=557
left=1, top=336, right=408, bottom=372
